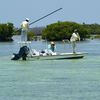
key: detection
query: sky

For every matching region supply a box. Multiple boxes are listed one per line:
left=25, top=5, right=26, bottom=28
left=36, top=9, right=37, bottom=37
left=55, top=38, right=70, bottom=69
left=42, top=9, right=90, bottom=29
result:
left=0, top=0, right=100, bottom=27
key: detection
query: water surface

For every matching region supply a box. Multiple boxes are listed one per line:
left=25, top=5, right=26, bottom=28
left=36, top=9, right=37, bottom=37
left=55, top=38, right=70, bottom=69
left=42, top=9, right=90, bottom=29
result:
left=0, top=36, right=100, bottom=100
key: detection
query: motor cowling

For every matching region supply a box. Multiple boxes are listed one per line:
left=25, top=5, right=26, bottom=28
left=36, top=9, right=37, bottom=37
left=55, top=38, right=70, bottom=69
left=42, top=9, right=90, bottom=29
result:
left=11, top=46, right=30, bottom=60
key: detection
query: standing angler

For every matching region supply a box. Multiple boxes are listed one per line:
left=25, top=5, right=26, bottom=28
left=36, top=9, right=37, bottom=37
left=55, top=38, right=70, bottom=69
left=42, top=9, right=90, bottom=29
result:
left=70, top=29, right=80, bottom=53
left=21, top=18, right=29, bottom=42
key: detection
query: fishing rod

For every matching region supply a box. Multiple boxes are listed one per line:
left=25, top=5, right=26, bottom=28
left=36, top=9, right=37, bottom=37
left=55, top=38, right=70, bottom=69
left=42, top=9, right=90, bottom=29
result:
left=29, top=8, right=62, bottom=25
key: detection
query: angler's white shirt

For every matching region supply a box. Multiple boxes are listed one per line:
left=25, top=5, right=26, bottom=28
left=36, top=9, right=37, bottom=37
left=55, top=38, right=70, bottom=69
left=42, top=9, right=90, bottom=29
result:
left=70, top=32, right=79, bottom=42
left=21, top=21, right=29, bottom=30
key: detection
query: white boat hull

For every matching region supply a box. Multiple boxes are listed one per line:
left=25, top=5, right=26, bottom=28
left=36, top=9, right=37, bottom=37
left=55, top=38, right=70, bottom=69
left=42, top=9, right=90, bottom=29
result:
left=28, top=52, right=86, bottom=60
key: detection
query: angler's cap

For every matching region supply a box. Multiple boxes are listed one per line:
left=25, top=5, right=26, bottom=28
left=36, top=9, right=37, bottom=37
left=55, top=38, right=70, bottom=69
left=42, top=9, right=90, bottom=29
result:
left=26, top=18, right=29, bottom=22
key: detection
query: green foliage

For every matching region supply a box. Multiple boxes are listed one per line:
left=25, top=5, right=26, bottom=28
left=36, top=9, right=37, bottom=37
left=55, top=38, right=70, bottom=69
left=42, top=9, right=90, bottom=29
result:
left=0, top=23, right=14, bottom=41
left=27, top=31, right=35, bottom=41
left=13, top=28, right=21, bottom=35
left=42, top=21, right=90, bottom=41
left=82, top=23, right=100, bottom=35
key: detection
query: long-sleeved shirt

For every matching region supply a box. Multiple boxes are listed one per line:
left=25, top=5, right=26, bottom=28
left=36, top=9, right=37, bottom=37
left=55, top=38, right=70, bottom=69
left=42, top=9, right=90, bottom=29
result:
left=21, top=20, right=29, bottom=30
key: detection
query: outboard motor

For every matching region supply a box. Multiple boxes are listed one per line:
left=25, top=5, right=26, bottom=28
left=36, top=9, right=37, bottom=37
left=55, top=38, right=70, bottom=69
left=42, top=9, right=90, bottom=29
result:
left=11, top=46, right=30, bottom=60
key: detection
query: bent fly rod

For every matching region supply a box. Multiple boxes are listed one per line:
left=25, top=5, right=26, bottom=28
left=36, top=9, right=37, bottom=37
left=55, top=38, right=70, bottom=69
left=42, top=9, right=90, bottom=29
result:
left=29, top=8, right=62, bottom=25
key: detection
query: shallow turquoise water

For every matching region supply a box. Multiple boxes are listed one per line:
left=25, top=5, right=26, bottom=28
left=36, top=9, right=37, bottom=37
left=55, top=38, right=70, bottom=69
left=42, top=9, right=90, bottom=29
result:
left=0, top=37, right=100, bottom=100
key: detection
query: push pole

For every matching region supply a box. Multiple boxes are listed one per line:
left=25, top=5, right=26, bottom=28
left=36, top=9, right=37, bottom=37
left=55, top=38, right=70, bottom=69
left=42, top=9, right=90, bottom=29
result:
left=15, top=8, right=62, bottom=32
left=29, top=8, right=63, bottom=26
